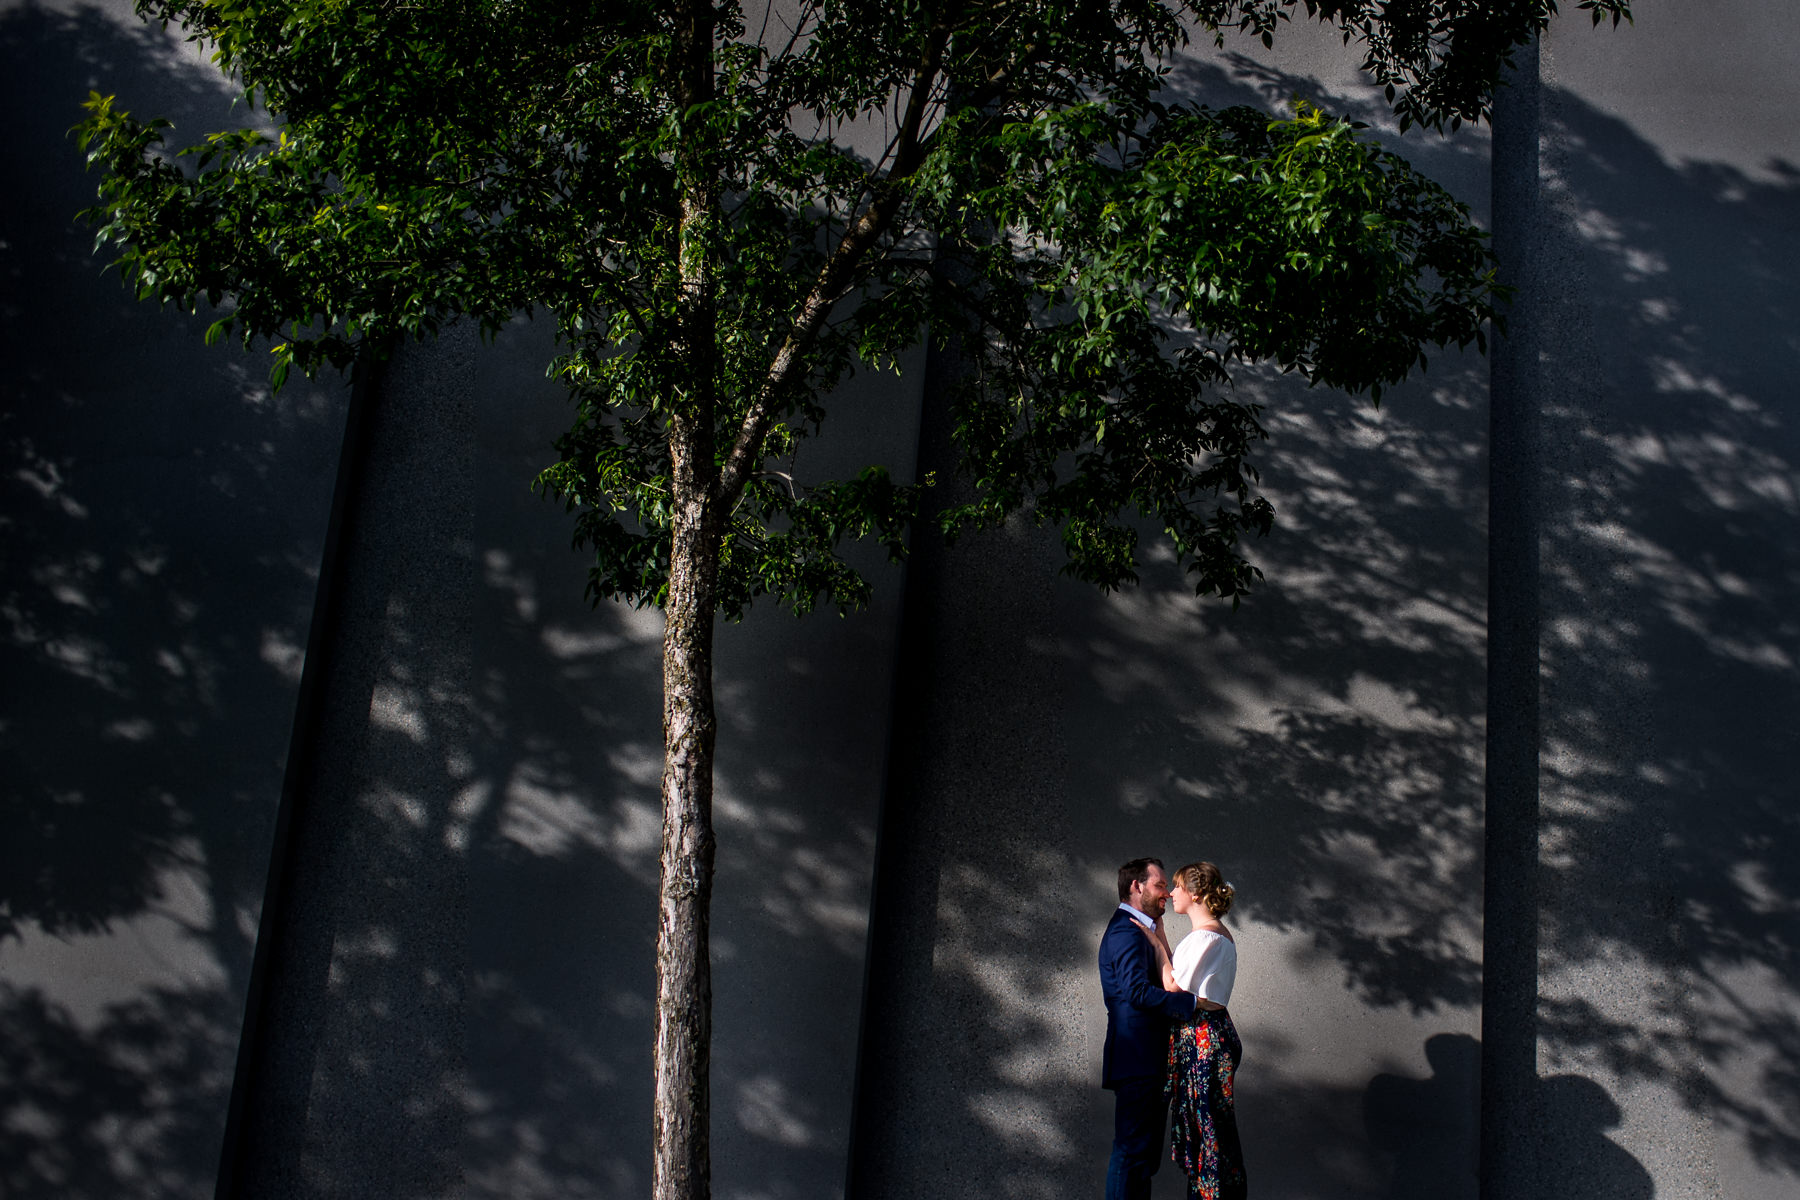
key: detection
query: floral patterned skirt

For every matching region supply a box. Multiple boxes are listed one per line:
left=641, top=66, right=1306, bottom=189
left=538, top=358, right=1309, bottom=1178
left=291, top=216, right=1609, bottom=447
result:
left=1168, top=1006, right=1246, bottom=1200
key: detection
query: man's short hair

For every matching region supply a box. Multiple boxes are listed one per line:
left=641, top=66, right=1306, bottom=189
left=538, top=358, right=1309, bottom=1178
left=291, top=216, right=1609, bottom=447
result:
left=1117, top=857, right=1165, bottom=902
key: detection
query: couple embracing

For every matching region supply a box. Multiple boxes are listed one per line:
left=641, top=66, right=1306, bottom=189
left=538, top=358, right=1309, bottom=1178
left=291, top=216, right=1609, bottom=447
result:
left=1099, top=857, right=1246, bottom=1200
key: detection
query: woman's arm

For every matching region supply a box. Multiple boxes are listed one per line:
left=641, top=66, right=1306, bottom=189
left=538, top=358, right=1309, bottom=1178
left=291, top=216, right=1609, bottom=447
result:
left=1142, top=925, right=1181, bottom=993
left=1113, top=923, right=1196, bottom=1021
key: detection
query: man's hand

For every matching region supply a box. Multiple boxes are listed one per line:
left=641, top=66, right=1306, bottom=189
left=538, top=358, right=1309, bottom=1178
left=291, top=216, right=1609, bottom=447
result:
left=1140, top=924, right=1180, bottom=993
left=1149, top=916, right=1174, bottom=961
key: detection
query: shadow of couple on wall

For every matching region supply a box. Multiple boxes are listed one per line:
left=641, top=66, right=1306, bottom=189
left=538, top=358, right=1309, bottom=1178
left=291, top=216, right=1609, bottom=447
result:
left=1362, top=1034, right=1651, bottom=1200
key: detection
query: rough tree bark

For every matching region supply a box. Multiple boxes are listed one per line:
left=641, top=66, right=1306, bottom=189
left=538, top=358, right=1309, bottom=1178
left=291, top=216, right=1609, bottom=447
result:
left=652, top=429, right=720, bottom=1200
left=653, top=4, right=720, bottom=1197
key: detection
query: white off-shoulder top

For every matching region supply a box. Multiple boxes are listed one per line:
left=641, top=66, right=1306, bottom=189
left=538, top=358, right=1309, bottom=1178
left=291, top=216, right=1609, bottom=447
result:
left=1172, top=927, right=1237, bottom=1007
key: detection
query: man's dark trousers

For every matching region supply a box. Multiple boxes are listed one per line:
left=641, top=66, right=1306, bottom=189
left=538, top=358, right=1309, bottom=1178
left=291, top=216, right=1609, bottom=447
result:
left=1105, top=1075, right=1167, bottom=1200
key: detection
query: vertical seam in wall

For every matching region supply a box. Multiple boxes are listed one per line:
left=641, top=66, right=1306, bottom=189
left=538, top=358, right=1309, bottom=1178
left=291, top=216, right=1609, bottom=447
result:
left=212, top=349, right=387, bottom=1200
left=839, top=505, right=916, bottom=1200
left=1479, top=33, right=1544, bottom=1200
left=841, top=327, right=943, bottom=1200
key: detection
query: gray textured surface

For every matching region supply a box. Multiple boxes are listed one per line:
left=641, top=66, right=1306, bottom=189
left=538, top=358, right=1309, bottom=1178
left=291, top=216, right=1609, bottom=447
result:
left=1, top=3, right=348, bottom=1195
left=1533, top=5, right=1800, bottom=1197
left=233, top=326, right=479, bottom=1199
left=857, top=23, right=1497, bottom=1200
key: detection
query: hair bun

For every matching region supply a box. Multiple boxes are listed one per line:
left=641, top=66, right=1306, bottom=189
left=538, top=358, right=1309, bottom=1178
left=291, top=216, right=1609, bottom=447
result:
left=1175, top=861, right=1234, bottom=918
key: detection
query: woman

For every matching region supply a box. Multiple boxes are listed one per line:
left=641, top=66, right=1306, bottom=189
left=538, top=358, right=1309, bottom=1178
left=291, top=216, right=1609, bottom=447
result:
left=1145, top=861, right=1246, bottom=1200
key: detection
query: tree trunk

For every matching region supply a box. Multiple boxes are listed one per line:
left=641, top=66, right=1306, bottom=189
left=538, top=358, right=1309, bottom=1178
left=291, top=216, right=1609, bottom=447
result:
left=655, top=3, right=720, bottom=1187
left=652, top=417, right=721, bottom=1200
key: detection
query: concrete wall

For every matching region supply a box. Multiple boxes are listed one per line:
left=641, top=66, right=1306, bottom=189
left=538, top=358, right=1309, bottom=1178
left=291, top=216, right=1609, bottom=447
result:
left=2, top=3, right=348, bottom=1196
left=226, top=313, right=921, bottom=1200
left=3, top=3, right=1797, bottom=1199
left=4, top=4, right=918, bottom=1197
left=854, top=26, right=1497, bottom=1200
left=1531, top=6, right=1800, bottom=1197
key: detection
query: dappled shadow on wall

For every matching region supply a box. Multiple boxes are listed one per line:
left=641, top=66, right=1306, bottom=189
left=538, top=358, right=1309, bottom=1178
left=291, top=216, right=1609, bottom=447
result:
left=1070, top=45, right=1501, bottom=1015
left=455, top=579, right=896, bottom=1200
left=0, top=980, right=240, bottom=1196
left=845, top=365, right=1499, bottom=1195
left=1533, top=85, right=1800, bottom=1181
left=436, top=319, right=899, bottom=1200
left=887, top=55, right=1795, bottom=1200
left=1, top=5, right=343, bottom=1197
left=847, top=50, right=1502, bottom=1200
left=1055, top=257, right=1495, bottom=1015
left=453, top=517, right=670, bottom=1199
left=1044, top=346, right=1495, bottom=1195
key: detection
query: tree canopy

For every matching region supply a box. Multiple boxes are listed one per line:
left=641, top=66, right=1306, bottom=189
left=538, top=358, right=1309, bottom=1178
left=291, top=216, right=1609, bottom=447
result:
left=81, top=0, right=1624, bottom=615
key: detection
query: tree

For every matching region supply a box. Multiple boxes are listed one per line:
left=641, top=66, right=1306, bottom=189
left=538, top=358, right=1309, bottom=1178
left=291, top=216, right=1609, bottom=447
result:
left=77, top=2, right=1628, bottom=1197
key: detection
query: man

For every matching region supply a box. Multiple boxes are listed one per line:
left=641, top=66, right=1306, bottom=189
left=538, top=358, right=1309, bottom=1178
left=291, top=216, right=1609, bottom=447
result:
left=1099, top=857, right=1197, bottom=1200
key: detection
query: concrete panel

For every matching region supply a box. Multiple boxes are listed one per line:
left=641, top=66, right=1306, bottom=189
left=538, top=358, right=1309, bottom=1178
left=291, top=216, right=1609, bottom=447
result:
left=223, top=320, right=921, bottom=1198
left=452, top=317, right=922, bottom=1200
left=4, top=3, right=924, bottom=1196
left=0, top=2, right=348, bottom=1196
left=853, top=23, right=1508, bottom=1200
left=1536, top=4, right=1800, bottom=1197
left=228, top=326, right=479, bottom=1199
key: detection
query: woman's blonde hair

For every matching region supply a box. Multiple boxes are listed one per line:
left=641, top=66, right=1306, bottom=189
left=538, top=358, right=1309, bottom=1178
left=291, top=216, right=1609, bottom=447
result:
left=1173, top=861, right=1234, bottom=918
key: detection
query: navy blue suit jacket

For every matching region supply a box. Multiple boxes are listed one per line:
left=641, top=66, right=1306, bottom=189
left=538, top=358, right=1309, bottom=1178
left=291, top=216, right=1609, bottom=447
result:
left=1099, top=907, right=1197, bottom=1088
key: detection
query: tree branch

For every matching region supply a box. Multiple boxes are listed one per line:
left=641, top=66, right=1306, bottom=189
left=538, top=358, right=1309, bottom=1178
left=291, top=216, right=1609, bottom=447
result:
left=716, top=21, right=951, bottom=506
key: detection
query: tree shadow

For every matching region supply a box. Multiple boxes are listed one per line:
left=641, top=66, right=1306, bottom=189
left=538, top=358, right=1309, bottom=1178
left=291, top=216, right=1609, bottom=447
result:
left=852, top=41, right=1498, bottom=1200
left=2, top=3, right=345, bottom=1196
left=854, top=32, right=1797, bottom=1200
left=391, top=305, right=915, bottom=1200
left=441, top=321, right=896, bottom=1199
left=0, top=980, right=241, bottom=1197
left=1530, top=74, right=1800, bottom=1188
